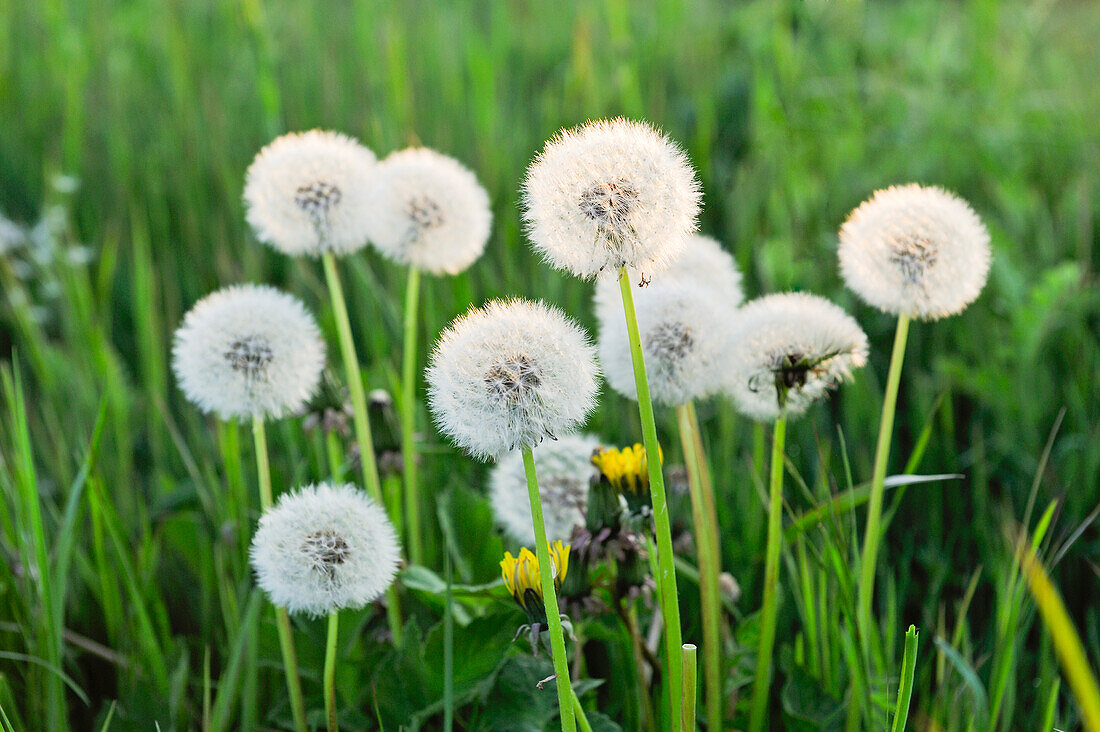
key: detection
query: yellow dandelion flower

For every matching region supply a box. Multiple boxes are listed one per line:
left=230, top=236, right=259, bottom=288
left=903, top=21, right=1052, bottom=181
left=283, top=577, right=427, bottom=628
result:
left=591, top=444, right=662, bottom=496
left=500, top=542, right=570, bottom=622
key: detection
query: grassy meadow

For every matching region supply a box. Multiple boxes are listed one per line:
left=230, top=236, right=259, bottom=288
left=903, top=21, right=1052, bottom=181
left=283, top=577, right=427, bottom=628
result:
left=1, top=0, right=1098, bottom=729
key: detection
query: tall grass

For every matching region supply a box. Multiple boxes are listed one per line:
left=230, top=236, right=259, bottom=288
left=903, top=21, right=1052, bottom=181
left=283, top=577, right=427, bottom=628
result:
left=1, top=0, right=1098, bottom=729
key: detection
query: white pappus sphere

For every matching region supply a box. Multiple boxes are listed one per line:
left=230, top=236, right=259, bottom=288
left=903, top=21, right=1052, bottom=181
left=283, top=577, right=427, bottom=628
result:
left=838, top=184, right=991, bottom=320
left=244, top=130, right=377, bottom=257
left=522, top=118, right=701, bottom=280
left=172, top=284, right=325, bottom=421
left=490, top=432, right=601, bottom=546
left=662, top=234, right=745, bottom=305
left=426, top=299, right=600, bottom=461
left=250, top=482, right=401, bottom=616
left=725, top=292, right=869, bottom=422
left=365, top=147, right=492, bottom=275
left=595, top=280, right=736, bottom=406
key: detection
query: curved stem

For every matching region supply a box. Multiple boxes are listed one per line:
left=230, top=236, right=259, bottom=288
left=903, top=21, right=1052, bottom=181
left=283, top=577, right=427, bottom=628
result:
left=521, top=448, right=577, bottom=732
left=324, top=611, right=339, bottom=732
left=857, top=315, right=910, bottom=647
left=251, top=418, right=308, bottom=732
left=321, top=251, right=404, bottom=647
left=400, top=265, right=422, bottom=565
left=748, top=415, right=787, bottom=732
left=618, top=267, right=683, bottom=727
left=569, top=683, right=594, bottom=732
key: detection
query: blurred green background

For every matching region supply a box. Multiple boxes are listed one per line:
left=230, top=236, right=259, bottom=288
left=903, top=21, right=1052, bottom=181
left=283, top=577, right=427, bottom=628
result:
left=1, top=0, right=1097, bottom=728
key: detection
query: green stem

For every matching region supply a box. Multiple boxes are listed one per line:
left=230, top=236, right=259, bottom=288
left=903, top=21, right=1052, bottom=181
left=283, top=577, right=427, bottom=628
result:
left=890, top=625, right=919, bottom=732
left=321, top=251, right=404, bottom=646
left=676, top=403, right=722, bottom=732
left=748, top=415, right=787, bottom=732
left=443, top=547, right=454, bottom=732
left=681, top=644, right=698, bottom=732
left=857, top=315, right=910, bottom=646
left=568, top=684, right=594, bottom=732
left=521, top=448, right=577, bottom=732
left=400, top=265, right=422, bottom=565
left=324, top=611, right=339, bottom=732
left=618, top=267, right=683, bottom=726
left=251, top=418, right=308, bottom=732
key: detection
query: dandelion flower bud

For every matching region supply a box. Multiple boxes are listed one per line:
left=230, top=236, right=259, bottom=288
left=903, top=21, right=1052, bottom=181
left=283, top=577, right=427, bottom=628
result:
left=522, top=118, right=701, bottom=280
left=839, top=184, right=991, bottom=320
left=490, top=433, right=600, bottom=546
left=501, top=542, right=570, bottom=624
left=244, top=130, right=377, bottom=257
left=426, top=299, right=599, bottom=461
left=595, top=281, right=735, bottom=406
left=365, top=147, right=492, bottom=275
left=726, top=293, right=868, bottom=422
left=172, top=284, right=325, bottom=421
left=250, top=482, right=400, bottom=616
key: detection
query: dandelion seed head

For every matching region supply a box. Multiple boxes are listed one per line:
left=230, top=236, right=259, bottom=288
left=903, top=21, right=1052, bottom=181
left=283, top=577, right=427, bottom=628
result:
left=595, top=281, right=735, bottom=406
left=522, top=118, right=701, bottom=280
left=661, top=234, right=745, bottom=305
left=839, top=184, right=991, bottom=320
left=249, top=482, right=400, bottom=616
left=490, top=433, right=601, bottom=546
left=426, top=299, right=599, bottom=461
left=725, top=292, right=868, bottom=422
left=172, top=284, right=325, bottom=420
left=365, top=147, right=492, bottom=275
left=244, top=130, right=377, bottom=257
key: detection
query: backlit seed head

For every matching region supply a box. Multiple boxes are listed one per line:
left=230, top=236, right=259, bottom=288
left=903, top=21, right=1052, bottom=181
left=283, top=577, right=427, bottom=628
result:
left=522, top=118, right=701, bottom=280
left=839, top=184, right=991, bottom=320
left=249, top=482, right=400, bottom=616
left=172, top=284, right=325, bottom=420
left=366, top=147, right=492, bottom=275
left=490, top=433, right=601, bottom=546
left=426, top=299, right=599, bottom=461
left=725, top=292, right=868, bottom=422
left=595, top=280, right=735, bottom=405
left=244, top=130, right=377, bottom=257
left=661, top=234, right=744, bottom=305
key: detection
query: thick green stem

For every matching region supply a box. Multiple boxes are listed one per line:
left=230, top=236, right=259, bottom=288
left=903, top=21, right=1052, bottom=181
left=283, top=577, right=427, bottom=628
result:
left=400, top=265, right=422, bottom=565
left=324, top=611, right=339, bottom=732
left=676, top=403, right=722, bottom=732
left=618, top=267, right=683, bottom=726
left=748, top=415, right=787, bottom=732
left=890, top=625, right=919, bottom=732
left=857, top=315, right=910, bottom=644
left=681, top=644, right=698, bottom=732
left=521, top=448, right=577, bottom=732
left=251, top=418, right=308, bottom=732
left=321, top=251, right=404, bottom=646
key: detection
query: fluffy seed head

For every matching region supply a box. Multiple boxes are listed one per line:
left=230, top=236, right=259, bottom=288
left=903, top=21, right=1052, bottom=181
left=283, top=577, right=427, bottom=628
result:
left=595, top=280, right=736, bottom=406
left=172, top=284, right=325, bottom=420
left=365, top=147, right=492, bottom=275
left=244, top=130, right=377, bottom=257
left=490, top=433, right=600, bottom=546
left=725, top=292, right=868, bottom=422
left=426, top=299, right=599, bottom=461
left=661, top=234, right=745, bottom=304
left=839, top=184, right=991, bottom=320
left=249, top=482, right=400, bottom=616
left=522, top=118, right=701, bottom=280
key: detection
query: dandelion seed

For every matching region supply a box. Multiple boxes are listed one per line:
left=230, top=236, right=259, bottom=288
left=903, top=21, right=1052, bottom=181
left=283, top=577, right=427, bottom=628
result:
left=365, top=147, right=492, bottom=275
left=725, top=292, right=868, bottom=422
left=172, top=284, right=325, bottom=420
left=244, top=130, right=377, bottom=257
left=426, top=299, right=599, bottom=461
left=522, top=118, right=701, bottom=280
left=490, top=433, right=601, bottom=546
left=839, top=184, right=991, bottom=320
left=250, top=482, right=400, bottom=617
left=595, top=281, right=735, bottom=406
